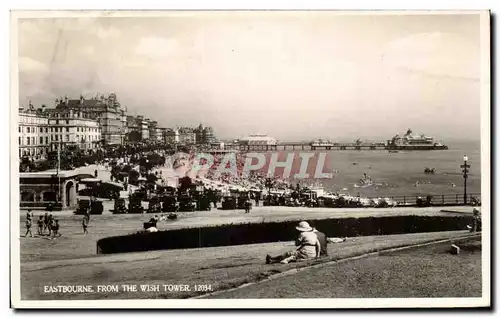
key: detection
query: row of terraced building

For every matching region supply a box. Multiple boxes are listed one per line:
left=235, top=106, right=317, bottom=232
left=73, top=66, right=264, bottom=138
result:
left=18, top=93, right=217, bottom=159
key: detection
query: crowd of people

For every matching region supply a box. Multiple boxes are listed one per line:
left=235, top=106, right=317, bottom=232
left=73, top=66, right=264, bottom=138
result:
left=24, top=210, right=61, bottom=239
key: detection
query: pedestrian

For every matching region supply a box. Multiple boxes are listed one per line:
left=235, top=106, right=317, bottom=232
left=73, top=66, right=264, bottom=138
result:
left=43, top=211, right=49, bottom=234
left=85, top=206, right=91, bottom=222
left=47, top=213, right=54, bottom=237
left=244, top=200, right=252, bottom=213
left=467, top=208, right=481, bottom=232
left=24, top=216, right=33, bottom=238
left=37, top=216, right=44, bottom=235
left=82, top=216, right=89, bottom=234
left=255, top=193, right=260, bottom=207
left=266, top=221, right=320, bottom=264
left=51, top=220, right=60, bottom=239
left=26, top=209, right=33, bottom=222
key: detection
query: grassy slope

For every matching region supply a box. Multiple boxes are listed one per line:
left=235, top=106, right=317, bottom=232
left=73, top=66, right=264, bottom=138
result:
left=20, top=231, right=477, bottom=300
left=209, top=238, right=482, bottom=299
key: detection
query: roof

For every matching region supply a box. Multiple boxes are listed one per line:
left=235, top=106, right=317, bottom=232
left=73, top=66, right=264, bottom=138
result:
left=20, top=170, right=94, bottom=179
left=64, top=99, right=102, bottom=108
left=240, top=135, right=277, bottom=144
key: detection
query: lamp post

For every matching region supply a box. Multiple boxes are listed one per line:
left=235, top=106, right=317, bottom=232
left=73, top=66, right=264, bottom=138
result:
left=460, top=154, right=470, bottom=205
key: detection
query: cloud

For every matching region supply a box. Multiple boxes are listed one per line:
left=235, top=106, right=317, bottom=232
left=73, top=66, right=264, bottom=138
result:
left=18, top=56, right=48, bottom=73
left=16, top=15, right=481, bottom=141
left=383, top=32, right=479, bottom=80
left=83, top=46, right=95, bottom=56
left=135, top=36, right=179, bottom=59
left=96, top=27, right=120, bottom=40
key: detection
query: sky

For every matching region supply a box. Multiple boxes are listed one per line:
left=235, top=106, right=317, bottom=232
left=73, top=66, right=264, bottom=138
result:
left=17, top=12, right=483, bottom=142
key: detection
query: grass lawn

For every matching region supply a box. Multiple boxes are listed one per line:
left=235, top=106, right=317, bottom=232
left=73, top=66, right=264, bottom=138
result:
left=18, top=205, right=471, bottom=262
left=209, top=238, right=482, bottom=298
left=20, top=231, right=478, bottom=300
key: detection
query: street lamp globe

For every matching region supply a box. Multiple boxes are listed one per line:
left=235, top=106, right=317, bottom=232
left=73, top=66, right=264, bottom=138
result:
left=463, top=155, right=468, bottom=162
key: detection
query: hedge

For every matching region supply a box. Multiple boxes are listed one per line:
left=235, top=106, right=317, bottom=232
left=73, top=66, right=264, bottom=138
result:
left=96, top=215, right=473, bottom=254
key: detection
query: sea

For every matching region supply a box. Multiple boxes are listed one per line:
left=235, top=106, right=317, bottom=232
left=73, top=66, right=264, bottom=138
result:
left=163, top=140, right=482, bottom=200
left=267, top=140, right=482, bottom=199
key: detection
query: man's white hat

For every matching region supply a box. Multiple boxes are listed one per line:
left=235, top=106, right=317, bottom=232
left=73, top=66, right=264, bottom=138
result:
left=296, top=221, right=313, bottom=232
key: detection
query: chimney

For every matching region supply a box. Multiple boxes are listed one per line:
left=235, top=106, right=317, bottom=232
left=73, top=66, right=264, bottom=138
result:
left=80, top=95, right=84, bottom=104
left=41, top=105, right=46, bottom=113
left=65, top=95, right=69, bottom=105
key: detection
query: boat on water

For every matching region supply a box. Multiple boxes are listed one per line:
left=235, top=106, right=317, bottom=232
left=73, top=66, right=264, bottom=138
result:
left=386, top=129, right=449, bottom=150
left=354, top=173, right=374, bottom=188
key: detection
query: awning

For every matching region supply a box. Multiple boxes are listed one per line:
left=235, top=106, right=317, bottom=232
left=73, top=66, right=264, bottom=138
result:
left=102, top=182, right=124, bottom=190
left=79, top=178, right=101, bottom=184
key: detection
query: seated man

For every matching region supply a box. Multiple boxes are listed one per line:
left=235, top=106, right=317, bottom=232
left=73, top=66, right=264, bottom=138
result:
left=312, top=227, right=328, bottom=257
left=266, top=221, right=320, bottom=264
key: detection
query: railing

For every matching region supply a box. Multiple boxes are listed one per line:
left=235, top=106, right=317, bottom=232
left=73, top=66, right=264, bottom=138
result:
left=369, top=193, right=481, bottom=207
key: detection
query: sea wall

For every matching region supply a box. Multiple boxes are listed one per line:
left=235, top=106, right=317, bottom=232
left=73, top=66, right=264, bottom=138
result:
left=96, top=215, right=473, bottom=254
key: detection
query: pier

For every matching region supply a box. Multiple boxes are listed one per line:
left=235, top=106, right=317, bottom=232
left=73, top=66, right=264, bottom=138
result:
left=238, top=141, right=388, bottom=152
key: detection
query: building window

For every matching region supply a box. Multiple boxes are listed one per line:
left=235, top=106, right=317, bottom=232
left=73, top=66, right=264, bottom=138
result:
left=42, top=191, right=57, bottom=202
left=66, top=120, right=69, bottom=125
left=18, top=137, right=21, bottom=145
left=55, top=135, right=58, bottom=141
left=77, top=127, right=79, bottom=132
left=21, top=190, right=35, bottom=202
left=45, top=137, right=48, bottom=144
left=66, top=135, right=69, bottom=142
left=56, top=120, right=59, bottom=125
left=27, top=137, right=30, bottom=145
left=45, top=128, right=48, bottom=133
left=32, top=137, right=35, bottom=145
left=27, top=127, right=30, bottom=133
left=18, top=126, right=21, bottom=133
left=40, top=136, right=43, bottom=144
left=66, top=127, right=69, bottom=132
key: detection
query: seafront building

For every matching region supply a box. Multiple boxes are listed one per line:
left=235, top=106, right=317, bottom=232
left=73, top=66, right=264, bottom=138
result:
left=18, top=103, right=50, bottom=158
left=149, top=120, right=163, bottom=142
left=238, top=134, right=277, bottom=146
left=46, top=108, right=102, bottom=151
left=178, top=127, right=196, bottom=144
left=55, top=93, right=125, bottom=145
left=18, top=93, right=220, bottom=159
left=194, top=124, right=217, bottom=145
left=163, top=128, right=179, bottom=144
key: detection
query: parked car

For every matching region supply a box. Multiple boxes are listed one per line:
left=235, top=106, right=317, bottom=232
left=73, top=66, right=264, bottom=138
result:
left=74, top=199, right=103, bottom=215
left=221, top=196, right=237, bottom=210
left=112, top=198, right=127, bottom=214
